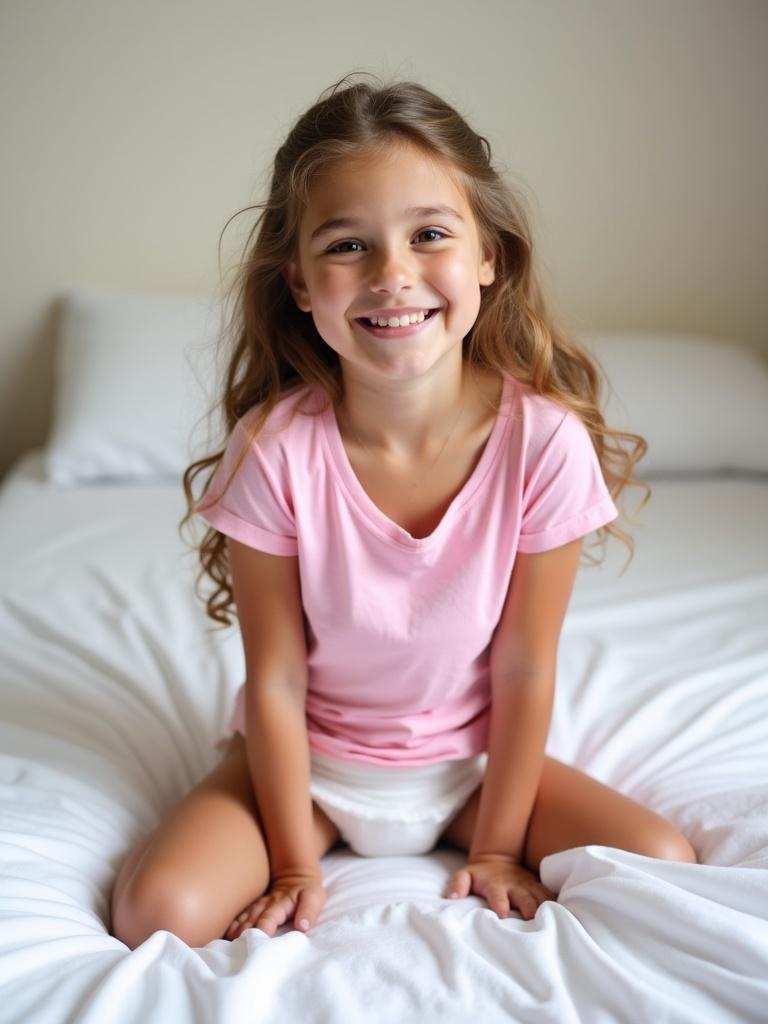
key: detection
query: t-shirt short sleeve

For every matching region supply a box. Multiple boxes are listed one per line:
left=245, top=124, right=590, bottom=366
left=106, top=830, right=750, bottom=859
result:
left=193, top=416, right=298, bottom=556
left=517, top=409, right=619, bottom=554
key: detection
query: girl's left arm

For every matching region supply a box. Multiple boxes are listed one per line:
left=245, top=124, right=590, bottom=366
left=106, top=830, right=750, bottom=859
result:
left=469, top=537, right=585, bottom=863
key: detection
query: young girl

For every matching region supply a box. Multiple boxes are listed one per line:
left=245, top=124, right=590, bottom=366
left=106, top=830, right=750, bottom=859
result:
left=110, top=72, right=697, bottom=950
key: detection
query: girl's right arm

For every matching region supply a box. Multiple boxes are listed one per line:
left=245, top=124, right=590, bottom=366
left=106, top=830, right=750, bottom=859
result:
left=226, top=537, right=320, bottom=876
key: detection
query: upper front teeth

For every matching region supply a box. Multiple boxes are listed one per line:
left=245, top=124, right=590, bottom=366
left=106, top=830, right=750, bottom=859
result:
left=367, top=310, right=429, bottom=327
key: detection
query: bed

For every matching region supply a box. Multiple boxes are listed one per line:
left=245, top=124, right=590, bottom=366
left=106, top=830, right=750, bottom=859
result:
left=1, top=287, right=767, bottom=1023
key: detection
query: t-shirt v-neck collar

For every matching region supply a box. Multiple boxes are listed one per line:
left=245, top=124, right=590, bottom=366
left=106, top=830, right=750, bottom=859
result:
left=320, top=375, right=513, bottom=551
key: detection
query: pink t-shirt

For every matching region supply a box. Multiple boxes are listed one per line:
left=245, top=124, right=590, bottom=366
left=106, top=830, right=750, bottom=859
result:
left=195, top=374, right=619, bottom=766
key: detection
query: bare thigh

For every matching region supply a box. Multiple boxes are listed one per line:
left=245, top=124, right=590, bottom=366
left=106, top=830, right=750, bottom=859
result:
left=110, top=733, right=341, bottom=949
left=440, top=755, right=697, bottom=872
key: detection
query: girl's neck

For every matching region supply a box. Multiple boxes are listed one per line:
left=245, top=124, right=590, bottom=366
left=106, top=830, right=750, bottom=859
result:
left=335, top=363, right=500, bottom=464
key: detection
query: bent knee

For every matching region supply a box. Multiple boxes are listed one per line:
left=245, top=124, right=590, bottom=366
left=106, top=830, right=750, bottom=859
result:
left=665, top=833, right=698, bottom=864
left=642, top=825, right=697, bottom=864
left=111, top=867, right=219, bottom=949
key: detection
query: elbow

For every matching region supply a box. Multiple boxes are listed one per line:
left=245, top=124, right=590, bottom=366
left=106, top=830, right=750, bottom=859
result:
left=489, top=645, right=556, bottom=691
left=490, top=664, right=556, bottom=693
left=246, top=673, right=308, bottom=704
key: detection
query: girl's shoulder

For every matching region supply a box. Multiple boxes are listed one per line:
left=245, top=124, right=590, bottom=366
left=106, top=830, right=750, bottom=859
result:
left=503, top=374, right=574, bottom=448
left=232, top=379, right=327, bottom=452
left=501, top=376, right=601, bottom=493
left=237, top=380, right=327, bottom=436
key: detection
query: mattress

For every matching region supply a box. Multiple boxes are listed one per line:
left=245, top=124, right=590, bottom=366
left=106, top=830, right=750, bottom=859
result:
left=0, top=450, right=767, bottom=1023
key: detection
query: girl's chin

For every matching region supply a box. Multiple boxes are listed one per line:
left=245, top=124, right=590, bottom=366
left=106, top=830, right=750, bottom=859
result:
left=342, top=345, right=467, bottom=383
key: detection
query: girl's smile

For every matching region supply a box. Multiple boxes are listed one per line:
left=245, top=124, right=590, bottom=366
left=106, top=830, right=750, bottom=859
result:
left=354, top=306, right=441, bottom=340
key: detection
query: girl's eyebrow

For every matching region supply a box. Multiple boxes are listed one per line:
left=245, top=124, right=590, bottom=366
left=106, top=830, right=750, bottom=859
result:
left=309, top=205, right=464, bottom=241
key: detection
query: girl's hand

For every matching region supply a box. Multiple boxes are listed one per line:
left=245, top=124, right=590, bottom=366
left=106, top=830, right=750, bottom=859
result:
left=444, top=853, right=556, bottom=921
left=225, top=870, right=327, bottom=939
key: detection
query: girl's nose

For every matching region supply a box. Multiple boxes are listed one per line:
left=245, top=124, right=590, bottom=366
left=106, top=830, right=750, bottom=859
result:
left=367, top=246, right=416, bottom=293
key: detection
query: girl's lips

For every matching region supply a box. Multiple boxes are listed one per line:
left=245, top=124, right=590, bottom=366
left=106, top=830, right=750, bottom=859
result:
left=354, top=308, right=440, bottom=340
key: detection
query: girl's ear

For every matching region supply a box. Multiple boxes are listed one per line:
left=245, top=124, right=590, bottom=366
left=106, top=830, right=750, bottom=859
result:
left=478, top=239, right=496, bottom=288
left=282, top=260, right=312, bottom=312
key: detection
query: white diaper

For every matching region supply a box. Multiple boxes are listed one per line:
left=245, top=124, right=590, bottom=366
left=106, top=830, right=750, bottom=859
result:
left=309, top=749, right=488, bottom=857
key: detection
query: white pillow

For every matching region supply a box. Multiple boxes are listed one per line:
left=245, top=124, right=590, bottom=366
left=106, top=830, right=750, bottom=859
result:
left=45, top=287, right=224, bottom=485
left=581, top=332, right=768, bottom=476
left=44, top=289, right=768, bottom=484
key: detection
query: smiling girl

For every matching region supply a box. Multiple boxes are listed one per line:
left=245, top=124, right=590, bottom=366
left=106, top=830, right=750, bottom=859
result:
left=110, top=72, right=696, bottom=951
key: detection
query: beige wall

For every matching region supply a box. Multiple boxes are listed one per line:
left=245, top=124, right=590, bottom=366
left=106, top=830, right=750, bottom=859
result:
left=1, top=0, right=766, bottom=478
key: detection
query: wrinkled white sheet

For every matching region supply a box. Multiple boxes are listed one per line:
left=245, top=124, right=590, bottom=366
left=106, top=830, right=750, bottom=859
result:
left=0, top=451, right=766, bottom=1023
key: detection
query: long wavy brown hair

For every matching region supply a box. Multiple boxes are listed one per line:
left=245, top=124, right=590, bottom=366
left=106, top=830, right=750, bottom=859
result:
left=179, top=71, right=651, bottom=628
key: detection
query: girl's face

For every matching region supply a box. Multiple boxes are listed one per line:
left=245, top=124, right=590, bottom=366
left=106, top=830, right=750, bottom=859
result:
left=282, top=142, right=495, bottom=384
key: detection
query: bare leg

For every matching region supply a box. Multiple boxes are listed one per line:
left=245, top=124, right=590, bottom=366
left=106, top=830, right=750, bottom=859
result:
left=110, top=734, right=341, bottom=948
left=440, top=755, right=697, bottom=871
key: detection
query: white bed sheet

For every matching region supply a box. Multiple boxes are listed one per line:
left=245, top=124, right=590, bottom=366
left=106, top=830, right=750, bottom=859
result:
left=0, top=450, right=767, bottom=1023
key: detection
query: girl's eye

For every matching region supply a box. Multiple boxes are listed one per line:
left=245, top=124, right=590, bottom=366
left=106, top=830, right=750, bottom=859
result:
left=414, top=228, right=447, bottom=244
left=325, top=228, right=447, bottom=255
left=326, top=240, right=364, bottom=254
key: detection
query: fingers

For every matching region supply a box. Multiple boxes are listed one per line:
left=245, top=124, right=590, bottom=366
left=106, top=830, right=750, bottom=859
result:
left=294, top=887, right=326, bottom=934
left=442, top=863, right=557, bottom=922
left=444, top=868, right=471, bottom=899
left=253, top=901, right=291, bottom=937
left=226, top=895, right=274, bottom=939
left=487, top=885, right=512, bottom=918
left=225, top=893, right=292, bottom=940
left=225, top=898, right=263, bottom=940
left=505, top=880, right=556, bottom=920
left=480, top=885, right=540, bottom=920
left=508, top=885, right=538, bottom=920
left=227, top=883, right=327, bottom=940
